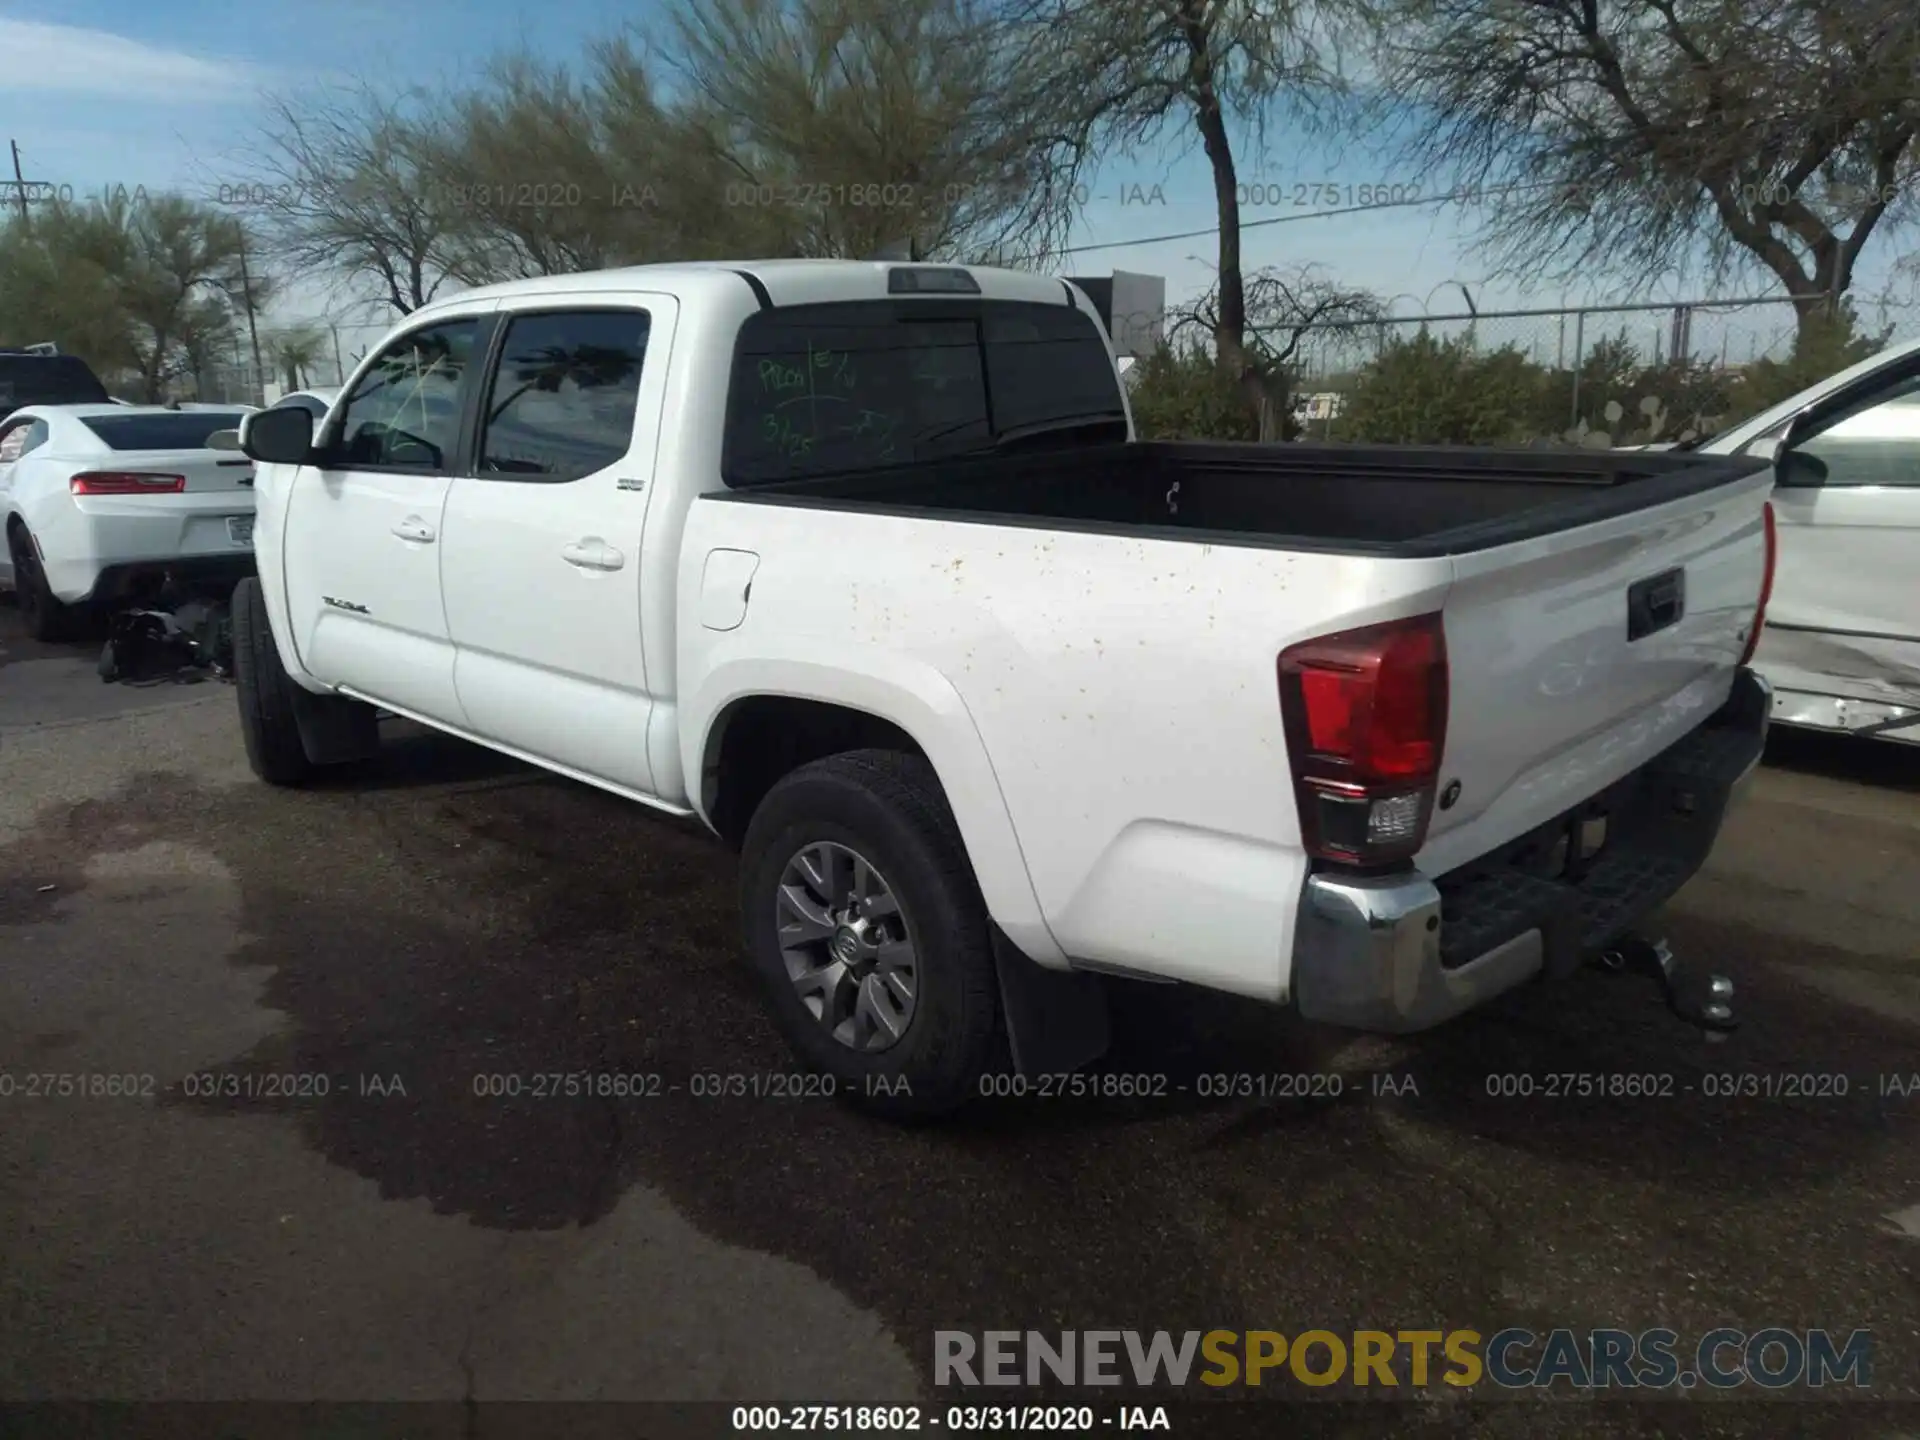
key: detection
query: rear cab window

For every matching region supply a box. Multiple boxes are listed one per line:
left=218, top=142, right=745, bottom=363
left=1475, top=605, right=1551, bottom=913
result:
left=721, top=300, right=1125, bottom=487
left=79, top=413, right=248, bottom=450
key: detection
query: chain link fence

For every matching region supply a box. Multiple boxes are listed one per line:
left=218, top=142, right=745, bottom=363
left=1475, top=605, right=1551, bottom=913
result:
left=1280, top=293, right=1920, bottom=442
left=166, top=333, right=354, bottom=408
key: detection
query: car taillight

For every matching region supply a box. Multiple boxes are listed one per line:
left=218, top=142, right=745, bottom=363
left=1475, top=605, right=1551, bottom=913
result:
left=1737, top=501, right=1776, bottom=668
left=70, top=471, right=186, bottom=495
left=1278, top=612, right=1448, bottom=867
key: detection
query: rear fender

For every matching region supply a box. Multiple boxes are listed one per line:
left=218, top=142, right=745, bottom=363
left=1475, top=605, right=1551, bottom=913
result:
left=684, top=651, right=1064, bottom=967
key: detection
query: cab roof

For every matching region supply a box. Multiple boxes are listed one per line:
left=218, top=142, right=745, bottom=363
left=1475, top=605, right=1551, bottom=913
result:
left=410, top=259, right=1084, bottom=318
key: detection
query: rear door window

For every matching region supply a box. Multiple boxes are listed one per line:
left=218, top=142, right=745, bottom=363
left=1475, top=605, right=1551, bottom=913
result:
left=476, top=309, right=650, bottom=482
left=722, top=300, right=1123, bottom=486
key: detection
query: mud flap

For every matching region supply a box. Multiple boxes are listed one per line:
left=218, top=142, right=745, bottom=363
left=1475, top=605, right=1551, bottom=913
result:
left=291, top=685, right=382, bottom=765
left=991, top=928, right=1111, bottom=1076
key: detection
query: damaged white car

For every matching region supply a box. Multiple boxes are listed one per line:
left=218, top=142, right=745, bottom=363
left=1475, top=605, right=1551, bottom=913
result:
left=1656, top=342, right=1920, bottom=746
left=0, top=404, right=257, bottom=641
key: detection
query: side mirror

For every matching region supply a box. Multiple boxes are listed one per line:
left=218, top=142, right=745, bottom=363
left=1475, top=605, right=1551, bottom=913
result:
left=1777, top=448, right=1828, bottom=488
left=206, top=428, right=242, bottom=452
left=1741, top=419, right=1792, bottom=463
left=239, top=405, right=315, bottom=465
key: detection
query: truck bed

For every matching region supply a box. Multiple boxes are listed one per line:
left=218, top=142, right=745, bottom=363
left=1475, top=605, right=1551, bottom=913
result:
left=686, top=431, right=1774, bottom=996
left=713, top=441, right=1772, bottom=556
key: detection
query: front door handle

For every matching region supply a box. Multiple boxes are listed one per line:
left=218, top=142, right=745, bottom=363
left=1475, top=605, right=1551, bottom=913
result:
left=562, top=538, right=626, bottom=571
left=391, top=516, right=436, bottom=543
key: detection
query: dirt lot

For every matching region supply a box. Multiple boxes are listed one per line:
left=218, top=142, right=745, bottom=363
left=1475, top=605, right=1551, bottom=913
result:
left=2, top=603, right=1917, bottom=1438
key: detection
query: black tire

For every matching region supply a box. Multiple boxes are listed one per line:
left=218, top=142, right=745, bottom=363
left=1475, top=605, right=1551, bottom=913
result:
left=232, top=575, right=316, bottom=786
left=8, top=523, right=80, bottom=642
left=739, top=749, right=1002, bottom=1120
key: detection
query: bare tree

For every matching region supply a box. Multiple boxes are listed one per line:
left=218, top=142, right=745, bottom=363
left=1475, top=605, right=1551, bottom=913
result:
left=1378, top=0, right=1920, bottom=337
left=248, top=86, right=463, bottom=316
left=1168, top=262, right=1383, bottom=433
left=666, top=0, right=1081, bottom=263
left=998, top=0, right=1359, bottom=437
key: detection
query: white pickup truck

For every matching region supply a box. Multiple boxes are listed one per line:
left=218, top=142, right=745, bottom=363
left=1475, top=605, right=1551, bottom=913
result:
left=226, top=259, right=1777, bottom=1116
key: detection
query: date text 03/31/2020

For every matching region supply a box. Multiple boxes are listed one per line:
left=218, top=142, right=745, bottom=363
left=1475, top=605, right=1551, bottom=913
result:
left=730, top=1406, right=1172, bottom=1432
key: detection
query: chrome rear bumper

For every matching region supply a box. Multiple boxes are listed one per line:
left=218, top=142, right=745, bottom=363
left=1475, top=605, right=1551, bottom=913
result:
left=1289, top=668, right=1770, bottom=1033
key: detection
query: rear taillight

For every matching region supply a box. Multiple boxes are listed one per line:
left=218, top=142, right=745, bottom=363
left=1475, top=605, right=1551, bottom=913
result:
left=1278, top=612, right=1448, bottom=866
left=70, top=471, right=186, bottom=495
left=1737, top=501, right=1776, bottom=668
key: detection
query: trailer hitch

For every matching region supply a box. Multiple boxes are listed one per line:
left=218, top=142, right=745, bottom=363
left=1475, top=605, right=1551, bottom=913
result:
left=1595, top=934, right=1736, bottom=1038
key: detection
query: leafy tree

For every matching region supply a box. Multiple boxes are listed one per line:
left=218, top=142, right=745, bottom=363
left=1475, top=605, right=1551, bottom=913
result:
left=1, top=195, right=257, bottom=400
left=1126, top=340, right=1261, bottom=439
left=667, top=0, right=1071, bottom=262
left=421, top=42, right=746, bottom=281
left=1331, top=329, right=1547, bottom=444
left=173, top=297, right=243, bottom=403
left=113, top=195, right=251, bottom=401
left=1727, top=302, right=1893, bottom=415
left=0, top=209, right=137, bottom=382
left=272, top=325, right=330, bottom=390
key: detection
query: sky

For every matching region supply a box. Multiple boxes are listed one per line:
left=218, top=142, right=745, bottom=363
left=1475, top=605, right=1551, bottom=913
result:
left=5, top=2, right=1918, bottom=368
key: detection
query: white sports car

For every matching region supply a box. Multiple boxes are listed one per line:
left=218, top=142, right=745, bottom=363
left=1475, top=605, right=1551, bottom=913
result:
left=0, top=403, right=257, bottom=640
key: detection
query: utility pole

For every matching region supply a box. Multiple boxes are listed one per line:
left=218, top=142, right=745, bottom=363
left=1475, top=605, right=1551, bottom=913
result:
left=233, top=224, right=267, bottom=405
left=330, top=324, right=347, bottom=384
left=9, top=140, right=32, bottom=224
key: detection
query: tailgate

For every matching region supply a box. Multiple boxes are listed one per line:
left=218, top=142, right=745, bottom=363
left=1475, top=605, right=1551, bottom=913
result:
left=1417, top=464, right=1774, bottom=876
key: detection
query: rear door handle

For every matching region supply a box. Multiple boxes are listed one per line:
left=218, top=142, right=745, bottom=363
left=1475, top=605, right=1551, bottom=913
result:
left=562, top=538, right=625, bottom=571
left=391, top=516, right=436, bottom=543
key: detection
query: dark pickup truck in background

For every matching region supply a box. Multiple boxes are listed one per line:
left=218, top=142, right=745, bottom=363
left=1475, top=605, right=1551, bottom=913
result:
left=0, top=349, right=112, bottom=423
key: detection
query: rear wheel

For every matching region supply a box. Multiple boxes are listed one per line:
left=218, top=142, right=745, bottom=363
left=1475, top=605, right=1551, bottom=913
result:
left=739, top=749, right=1002, bottom=1119
left=232, top=576, right=316, bottom=786
left=7, top=523, right=80, bottom=642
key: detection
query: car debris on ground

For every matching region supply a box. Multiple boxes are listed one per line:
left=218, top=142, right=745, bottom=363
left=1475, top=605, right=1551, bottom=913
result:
left=97, top=583, right=234, bottom=686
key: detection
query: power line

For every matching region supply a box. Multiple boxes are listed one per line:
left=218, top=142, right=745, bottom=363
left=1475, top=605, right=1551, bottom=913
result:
left=1051, top=176, right=1600, bottom=258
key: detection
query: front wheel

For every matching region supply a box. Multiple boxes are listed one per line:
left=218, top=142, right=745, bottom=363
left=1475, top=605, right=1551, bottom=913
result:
left=232, top=576, right=315, bottom=785
left=739, top=749, right=1002, bottom=1119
